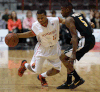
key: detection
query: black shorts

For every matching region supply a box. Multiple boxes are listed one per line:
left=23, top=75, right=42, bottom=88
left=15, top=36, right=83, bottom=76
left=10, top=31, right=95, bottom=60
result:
left=64, top=35, right=95, bottom=61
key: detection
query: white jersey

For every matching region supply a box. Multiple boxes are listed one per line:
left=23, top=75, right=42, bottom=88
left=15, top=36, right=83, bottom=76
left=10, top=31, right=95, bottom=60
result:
left=31, top=17, right=60, bottom=47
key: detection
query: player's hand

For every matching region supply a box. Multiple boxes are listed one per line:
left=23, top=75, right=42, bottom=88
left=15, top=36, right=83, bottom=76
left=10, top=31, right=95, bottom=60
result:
left=90, top=22, right=95, bottom=28
left=62, top=19, right=65, bottom=24
left=68, top=53, right=76, bottom=64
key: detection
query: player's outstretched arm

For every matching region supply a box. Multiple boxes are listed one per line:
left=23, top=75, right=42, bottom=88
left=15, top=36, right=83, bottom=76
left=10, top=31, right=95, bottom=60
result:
left=17, top=30, right=36, bottom=38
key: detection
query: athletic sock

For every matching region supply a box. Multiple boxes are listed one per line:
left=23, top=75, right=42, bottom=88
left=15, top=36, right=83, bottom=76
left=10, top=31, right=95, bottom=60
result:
left=41, top=72, right=48, bottom=78
left=25, top=63, right=29, bottom=69
left=67, top=72, right=73, bottom=84
left=72, top=70, right=80, bottom=81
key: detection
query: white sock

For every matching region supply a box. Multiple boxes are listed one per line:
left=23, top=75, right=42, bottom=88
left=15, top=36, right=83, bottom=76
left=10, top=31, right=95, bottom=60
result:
left=41, top=72, right=48, bottom=78
left=25, top=63, right=29, bottom=69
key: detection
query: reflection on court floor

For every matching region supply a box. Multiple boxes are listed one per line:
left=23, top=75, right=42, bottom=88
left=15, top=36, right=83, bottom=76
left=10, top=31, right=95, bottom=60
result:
left=0, top=50, right=100, bottom=92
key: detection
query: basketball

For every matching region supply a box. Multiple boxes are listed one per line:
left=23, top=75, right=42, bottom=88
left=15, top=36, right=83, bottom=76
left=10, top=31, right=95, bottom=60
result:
left=5, top=33, right=19, bottom=47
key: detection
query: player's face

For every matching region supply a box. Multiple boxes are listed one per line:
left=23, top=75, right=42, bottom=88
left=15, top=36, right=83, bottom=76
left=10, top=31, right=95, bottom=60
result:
left=37, top=13, right=47, bottom=25
left=52, top=14, right=56, bottom=17
left=61, top=6, right=69, bottom=17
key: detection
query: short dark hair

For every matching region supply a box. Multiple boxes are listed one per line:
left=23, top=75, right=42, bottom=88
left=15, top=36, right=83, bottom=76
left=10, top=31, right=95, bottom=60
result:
left=60, top=1, right=73, bottom=8
left=51, top=10, right=56, bottom=14
left=37, top=9, right=46, bottom=15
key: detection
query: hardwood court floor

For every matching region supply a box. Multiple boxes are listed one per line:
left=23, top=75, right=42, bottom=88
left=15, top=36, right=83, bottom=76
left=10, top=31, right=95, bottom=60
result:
left=0, top=50, right=100, bottom=92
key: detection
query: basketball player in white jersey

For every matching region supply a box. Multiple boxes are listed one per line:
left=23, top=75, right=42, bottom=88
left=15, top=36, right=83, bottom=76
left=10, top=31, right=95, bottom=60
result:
left=17, top=9, right=65, bottom=87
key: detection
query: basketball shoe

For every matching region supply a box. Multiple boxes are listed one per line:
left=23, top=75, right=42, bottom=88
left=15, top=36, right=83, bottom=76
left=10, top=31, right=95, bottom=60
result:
left=69, top=78, right=85, bottom=89
left=18, top=60, right=27, bottom=77
left=57, top=81, right=71, bottom=89
left=37, top=74, right=48, bottom=87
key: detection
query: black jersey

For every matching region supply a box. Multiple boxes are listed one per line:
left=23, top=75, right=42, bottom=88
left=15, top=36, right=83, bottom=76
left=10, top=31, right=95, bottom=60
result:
left=70, top=13, right=93, bottom=37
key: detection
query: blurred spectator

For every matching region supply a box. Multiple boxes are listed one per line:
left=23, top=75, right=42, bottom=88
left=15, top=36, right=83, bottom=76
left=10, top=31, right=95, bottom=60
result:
left=2, top=8, right=10, bottom=29
left=0, top=12, right=6, bottom=29
left=23, top=10, right=37, bottom=46
left=81, top=11, right=90, bottom=22
left=2, top=8, right=9, bottom=22
left=8, top=11, right=22, bottom=33
left=23, top=10, right=36, bottom=31
left=91, top=11, right=100, bottom=29
left=51, top=10, right=56, bottom=17
left=90, top=9, right=95, bottom=20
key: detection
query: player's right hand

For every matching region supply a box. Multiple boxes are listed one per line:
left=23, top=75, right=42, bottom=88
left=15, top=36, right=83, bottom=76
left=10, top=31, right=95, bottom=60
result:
left=90, top=22, right=95, bottom=28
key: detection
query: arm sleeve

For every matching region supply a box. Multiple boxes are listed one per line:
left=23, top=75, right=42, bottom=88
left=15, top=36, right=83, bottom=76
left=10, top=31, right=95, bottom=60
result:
left=31, top=23, right=40, bottom=35
left=8, top=20, right=12, bottom=31
left=18, top=19, right=22, bottom=30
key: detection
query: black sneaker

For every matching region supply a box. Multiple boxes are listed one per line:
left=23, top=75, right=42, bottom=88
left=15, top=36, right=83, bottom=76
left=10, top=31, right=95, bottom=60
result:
left=69, top=78, right=85, bottom=89
left=57, top=82, right=72, bottom=89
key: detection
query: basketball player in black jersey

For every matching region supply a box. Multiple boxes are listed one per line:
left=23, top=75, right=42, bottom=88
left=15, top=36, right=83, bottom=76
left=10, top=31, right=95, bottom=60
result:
left=57, top=1, right=95, bottom=89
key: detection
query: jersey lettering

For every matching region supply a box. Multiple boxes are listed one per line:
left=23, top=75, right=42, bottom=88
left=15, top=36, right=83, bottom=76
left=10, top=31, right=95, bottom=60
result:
left=53, top=34, right=57, bottom=40
left=78, top=16, right=88, bottom=27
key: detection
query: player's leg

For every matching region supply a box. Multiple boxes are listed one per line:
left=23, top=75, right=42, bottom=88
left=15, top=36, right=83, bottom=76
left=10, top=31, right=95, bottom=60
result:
left=48, top=55, right=62, bottom=75
left=37, top=57, right=61, bottom=87
left=57, top=54, right=75, bottom=89
left=44, top=56, right=61, bottom=76
left=29, top=57, right=49, bottom=87
left=69, top=35, right=95, bottom=89
left=39, top=67, right=60, bottom=78
left=18, top=52, right=46, bottom=77
left=57, top=54, right=84, bottom=89
left=37, top=67, right=60, bottom=87
left=57, top=38, right=86, bottom=89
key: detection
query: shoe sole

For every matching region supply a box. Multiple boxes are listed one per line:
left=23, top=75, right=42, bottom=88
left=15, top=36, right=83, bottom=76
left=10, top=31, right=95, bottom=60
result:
left=57, top=87, right=70, bottom=89
left=57, top=84, right=71, bottom=89
left=70, top=79, right=85, bottom=89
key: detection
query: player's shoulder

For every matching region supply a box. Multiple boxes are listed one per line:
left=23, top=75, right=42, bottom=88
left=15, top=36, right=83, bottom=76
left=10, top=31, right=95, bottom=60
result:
left=71, top=12, right=82, bottom=17
left=32, top=21, right=40, bottom=27
left=65, top=16, right=74, bottom=23
left=48, top=17, right=59, bottom=21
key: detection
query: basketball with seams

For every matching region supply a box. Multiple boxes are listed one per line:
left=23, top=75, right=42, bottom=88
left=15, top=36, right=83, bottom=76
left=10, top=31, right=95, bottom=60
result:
left=5, top=33, right=19, bottom=47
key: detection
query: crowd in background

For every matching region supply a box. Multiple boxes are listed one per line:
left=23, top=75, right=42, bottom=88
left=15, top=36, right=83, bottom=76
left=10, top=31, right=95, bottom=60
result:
left=0, top=8, right=100, bottom=49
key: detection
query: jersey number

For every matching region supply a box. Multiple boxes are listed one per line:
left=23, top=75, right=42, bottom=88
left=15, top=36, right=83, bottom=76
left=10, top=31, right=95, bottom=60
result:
left=78, top=16, right=88, bottom=27
left=53, top=34, right=57, bottom=40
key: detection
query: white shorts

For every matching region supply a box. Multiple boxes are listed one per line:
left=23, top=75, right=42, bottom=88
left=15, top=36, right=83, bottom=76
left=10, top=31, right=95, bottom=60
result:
left=30, top=42, right=61, bottom=73
left=64, top=37, right=85, bottom=57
